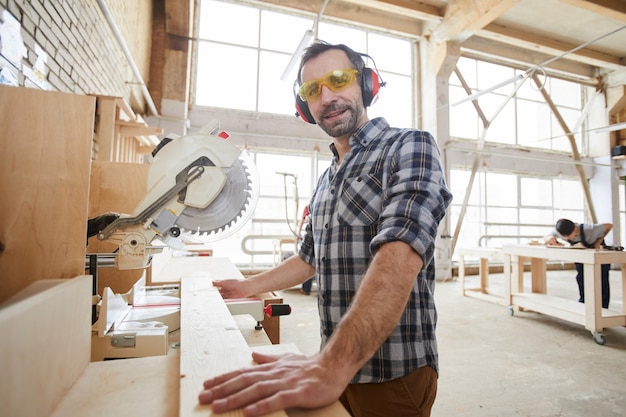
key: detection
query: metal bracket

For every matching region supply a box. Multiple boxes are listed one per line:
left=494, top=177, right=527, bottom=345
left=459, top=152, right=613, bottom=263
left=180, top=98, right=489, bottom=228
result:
left=111, top=333, right=137, bottom=348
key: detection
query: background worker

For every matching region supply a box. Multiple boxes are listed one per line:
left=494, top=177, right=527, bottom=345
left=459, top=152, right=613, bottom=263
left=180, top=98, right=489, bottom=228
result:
left=545, top=218, right=612, bottom=308
left=198, top=41, right=452, bottom=417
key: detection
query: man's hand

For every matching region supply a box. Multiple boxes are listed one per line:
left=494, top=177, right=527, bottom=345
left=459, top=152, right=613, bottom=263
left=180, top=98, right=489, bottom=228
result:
left=212, top=279, right=250, bottom=299
left=198, top=352, right=348, bottom=417
left=545, top=237, right=562, bottom=246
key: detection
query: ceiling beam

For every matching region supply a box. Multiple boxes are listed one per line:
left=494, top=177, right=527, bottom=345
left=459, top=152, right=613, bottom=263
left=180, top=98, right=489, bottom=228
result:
left=429, top=0, right=521, bottom=43
left=478, top=23, right=626, bottom=70
left=462, top=36, right=598, bottom=81
left=559, top=0, right=626, bottom=22
left=341, top=0, right=443, bottom=22
left=245, top=0, right=424, bottom=37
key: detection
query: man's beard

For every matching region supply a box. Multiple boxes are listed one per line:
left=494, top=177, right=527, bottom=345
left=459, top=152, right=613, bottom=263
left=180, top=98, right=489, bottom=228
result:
left=317, top=103, right=361, bottom=138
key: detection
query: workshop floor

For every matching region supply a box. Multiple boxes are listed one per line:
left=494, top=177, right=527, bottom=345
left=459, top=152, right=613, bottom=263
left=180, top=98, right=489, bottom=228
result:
left=275, top=270, right=626, bottom=417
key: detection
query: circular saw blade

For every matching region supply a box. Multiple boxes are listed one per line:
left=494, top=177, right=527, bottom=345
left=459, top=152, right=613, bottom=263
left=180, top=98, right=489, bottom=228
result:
left=176, top=152, right=258, bottom=239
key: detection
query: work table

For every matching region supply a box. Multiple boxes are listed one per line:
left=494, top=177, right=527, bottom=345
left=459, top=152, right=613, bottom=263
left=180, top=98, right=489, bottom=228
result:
left=1, top=257, right=348, bottom=417
left=502, top=245, right=626, bottom=345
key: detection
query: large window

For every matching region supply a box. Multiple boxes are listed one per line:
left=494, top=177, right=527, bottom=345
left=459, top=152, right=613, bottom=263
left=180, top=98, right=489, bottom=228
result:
left=195, top=0, right=414, bottom=128
left=449, top=57, right=591, bottom=153
left=450, top=169, right=585, bottom=254
left=208, top=149, right=331, bottom=267
left=194, top=0, right=414, bottom=267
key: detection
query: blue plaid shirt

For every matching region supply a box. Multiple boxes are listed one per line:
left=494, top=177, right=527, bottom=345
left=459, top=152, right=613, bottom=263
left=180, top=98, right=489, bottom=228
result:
left=299, top=117, right=452, bottom=383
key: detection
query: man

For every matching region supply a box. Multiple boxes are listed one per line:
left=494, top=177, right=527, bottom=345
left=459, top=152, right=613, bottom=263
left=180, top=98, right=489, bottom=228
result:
left=545, top=218, right=612, bottom=308
left=198, top=41, right=452, bottom=417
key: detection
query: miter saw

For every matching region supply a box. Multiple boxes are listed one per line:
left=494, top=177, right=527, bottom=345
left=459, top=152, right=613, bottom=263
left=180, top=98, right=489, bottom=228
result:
left=92, top=120, right=259, bottom=270
left=88, top=121, right=288, bottom=361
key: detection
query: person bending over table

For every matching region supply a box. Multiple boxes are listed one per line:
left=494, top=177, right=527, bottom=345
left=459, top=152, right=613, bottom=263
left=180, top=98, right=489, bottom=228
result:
left=545, top=218, right=612, bottom=308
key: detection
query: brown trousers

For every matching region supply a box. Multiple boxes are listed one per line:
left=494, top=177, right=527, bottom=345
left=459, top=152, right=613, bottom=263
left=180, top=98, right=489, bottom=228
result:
left=339, top=365, right=437, bottom=417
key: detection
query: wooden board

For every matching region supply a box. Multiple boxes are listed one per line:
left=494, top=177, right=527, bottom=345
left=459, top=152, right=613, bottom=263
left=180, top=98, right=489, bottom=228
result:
left=179, top=275, right=287, bottom=417
left=0, top=85, right=94, bottom=303
left=152, top=256, right=246, bottom=284
left=0, top=275, right=92, bottom=417
left=155, top=256, right=283, bottom=344
left=51, top=355, right=180, bottom=417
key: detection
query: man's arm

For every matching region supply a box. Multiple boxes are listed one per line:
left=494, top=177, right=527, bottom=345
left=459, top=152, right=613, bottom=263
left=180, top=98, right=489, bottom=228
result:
left=319, top=240, right=421, bottom=379
left=213, top=254, right=315, bottom=299
left=544, top=229, right=562, bottom=246
left=593, top=223, right=613, bottom=248
left=200, top=240, right=421, bottom=417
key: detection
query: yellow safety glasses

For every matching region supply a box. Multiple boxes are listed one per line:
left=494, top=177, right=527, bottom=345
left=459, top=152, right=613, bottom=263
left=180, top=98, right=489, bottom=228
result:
left=298, top=69, right=359, bottom=102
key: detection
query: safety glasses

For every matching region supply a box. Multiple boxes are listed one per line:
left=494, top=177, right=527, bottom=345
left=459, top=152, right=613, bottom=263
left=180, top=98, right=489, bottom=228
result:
left=298, top=69, right=359, bottom=102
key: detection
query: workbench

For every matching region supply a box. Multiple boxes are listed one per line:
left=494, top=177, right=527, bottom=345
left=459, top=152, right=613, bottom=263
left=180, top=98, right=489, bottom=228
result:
left=0, top=257, right=348, bottom=417
left=458, top=247, right=505, bottom=305
left=502, top=245, right=626, bottom=345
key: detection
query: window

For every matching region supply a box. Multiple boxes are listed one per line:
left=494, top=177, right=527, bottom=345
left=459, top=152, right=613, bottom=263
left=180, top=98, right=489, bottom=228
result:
left=449, top=168, right=585, bottom=255
left=193, top=0, right=414, bottom=267
left=196, top=0, right=413, bottom=127
left=209, top=150, right=331, bottom=267
left=449, top=57, right=588, bottom=153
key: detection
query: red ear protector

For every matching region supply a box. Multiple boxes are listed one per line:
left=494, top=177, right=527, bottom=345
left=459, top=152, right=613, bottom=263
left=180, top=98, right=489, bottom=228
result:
left=294, top=58, right=384, bottom=124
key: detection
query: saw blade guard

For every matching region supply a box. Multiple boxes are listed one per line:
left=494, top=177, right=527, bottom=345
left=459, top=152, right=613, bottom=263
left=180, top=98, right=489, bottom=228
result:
left=142, top=132, right=259, bottom=242
left=176, top=147, right=260, bottom=242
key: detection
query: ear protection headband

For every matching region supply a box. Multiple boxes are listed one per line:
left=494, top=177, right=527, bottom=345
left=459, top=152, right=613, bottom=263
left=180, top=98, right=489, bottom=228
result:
left=294, top=54, right=384, bottom=124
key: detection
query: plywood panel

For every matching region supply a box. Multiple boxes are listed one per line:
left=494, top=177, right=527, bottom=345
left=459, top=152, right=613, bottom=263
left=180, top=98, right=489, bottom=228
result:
left=87, top=161, right=150, bottom=295
left=0, top=275, right=92, bottom=417
left=0, top=85, right=94, bottom=303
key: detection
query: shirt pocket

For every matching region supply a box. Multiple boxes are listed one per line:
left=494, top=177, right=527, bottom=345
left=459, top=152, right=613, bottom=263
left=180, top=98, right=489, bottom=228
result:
left=337, top=174, right=382, bottom=226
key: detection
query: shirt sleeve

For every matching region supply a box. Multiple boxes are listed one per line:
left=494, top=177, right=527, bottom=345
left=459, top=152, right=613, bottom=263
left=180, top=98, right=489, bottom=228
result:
left=370, top=130, right=452, bottom=266
left=584, top=223, right=606, bottom=244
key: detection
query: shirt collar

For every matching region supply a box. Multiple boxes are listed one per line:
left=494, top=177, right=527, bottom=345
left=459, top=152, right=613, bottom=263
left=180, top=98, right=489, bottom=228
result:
left=327, top=117, right=390, bottom=158
left=353, top=117, right=389, bottom=147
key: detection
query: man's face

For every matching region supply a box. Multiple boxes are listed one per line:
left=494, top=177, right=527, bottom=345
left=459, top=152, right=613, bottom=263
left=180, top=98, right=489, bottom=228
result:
left=300, top=49, right=366, bottom=138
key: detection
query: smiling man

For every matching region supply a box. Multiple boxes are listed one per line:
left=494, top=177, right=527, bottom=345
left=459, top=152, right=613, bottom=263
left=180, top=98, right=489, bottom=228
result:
left=199, top=41, right=452, bottom=417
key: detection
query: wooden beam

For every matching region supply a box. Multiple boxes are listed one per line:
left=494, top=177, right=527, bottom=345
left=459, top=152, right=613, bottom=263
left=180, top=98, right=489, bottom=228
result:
left=532, top=72, right=597, bottom=222
left=559, top=0, right=626, bottom=22
left=245, top=0, right=426, bottom=37
left=479, top=23, right=626, bottom=70
left=342, top=0, right=443, bottom=22
left=462, top=36, right=599, bottom=80
left=116, top=120, right=165, bottom=137
left=430, top=0, right=521, bottom=43
left=609, top=85, right=626, bottom=115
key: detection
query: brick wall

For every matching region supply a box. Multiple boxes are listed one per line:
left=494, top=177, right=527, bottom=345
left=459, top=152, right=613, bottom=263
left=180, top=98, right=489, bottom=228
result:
left=0, top=0, right=153, bottom=115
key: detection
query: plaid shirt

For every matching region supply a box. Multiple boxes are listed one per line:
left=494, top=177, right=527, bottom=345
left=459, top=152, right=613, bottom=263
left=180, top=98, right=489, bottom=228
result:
left=299, top=117, right=452, bottom=383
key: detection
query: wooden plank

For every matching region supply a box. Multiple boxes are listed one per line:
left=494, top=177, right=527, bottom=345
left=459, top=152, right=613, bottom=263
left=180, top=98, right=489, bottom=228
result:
left=512, top=293, right=586, bottom=325
left=154, top=257, right=283, bottom=343
left=179, top=275, right=287, bottom=417
left=0, top=276, right=92, bottom=417
left=252, top=344, right=350, bottom=417
left=117, top=120, right=164, bottom=137
left=94, top=96, right=118, bottom=161
left=0, top=85, right=94, bottom=303
left=51, top=355, right=179, bottom=417
left=152, top=256, right=245, bottom=284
